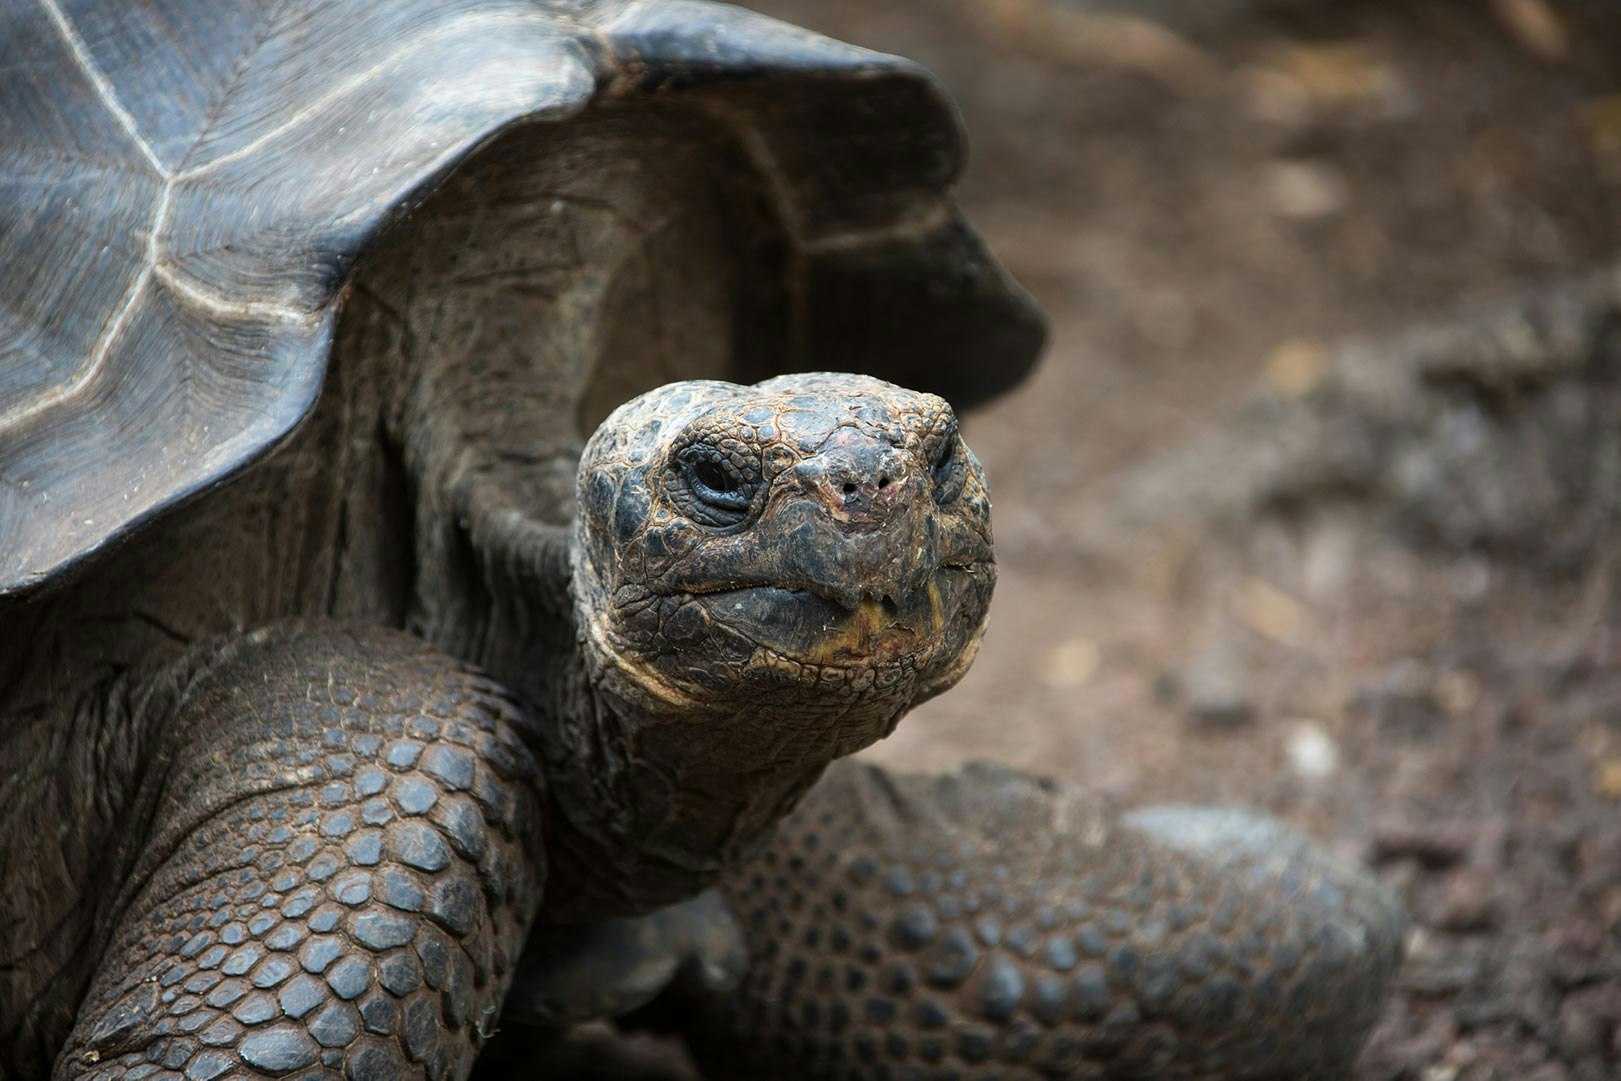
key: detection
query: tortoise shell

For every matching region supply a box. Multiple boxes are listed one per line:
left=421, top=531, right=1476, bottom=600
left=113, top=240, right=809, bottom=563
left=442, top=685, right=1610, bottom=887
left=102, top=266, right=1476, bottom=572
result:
left=0, top=0, right=1043, bottom=596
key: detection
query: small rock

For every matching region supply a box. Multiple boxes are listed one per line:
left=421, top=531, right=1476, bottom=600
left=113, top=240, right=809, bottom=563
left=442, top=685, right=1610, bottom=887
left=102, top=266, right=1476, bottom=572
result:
left=1238, top=64, right=1312, bottom=127
left=1039, top=637, right=1101, bottom=690
left=1355, top=659, right=1448, bottom=740
left=1557, top=997, right=1607, bottom=1060
left=1372, top=818, right=1472, bottom=868
left=1180, top=638, right=1255, bottom=729
left=1264, top=159, right=1350, bottom=220
left=1239, top=579, right=1310, bottom=645
left=1596, top=885, right=1621, bottom=938
left=1494, top=0, right=1569, bottom=61
left=1434, top=670, right=1481, bottom=716
left=1594, top=758, right=1621, bottom=800
left=1399, top=930, right=1486, bottom=995
left=1560, top=985, right=1621, bottom=1064
left=1262, top=41, right=1408, bottom=114
left=1432, top=869, right=1499, bottom=933
left=1376, top=1009, right=1459, bottom=1071
left=1541, top=922, right=1606, bottom=989
left=1285, top=720, right=1340, bottom=780
left=1263, top=338, right=1328, bottom=397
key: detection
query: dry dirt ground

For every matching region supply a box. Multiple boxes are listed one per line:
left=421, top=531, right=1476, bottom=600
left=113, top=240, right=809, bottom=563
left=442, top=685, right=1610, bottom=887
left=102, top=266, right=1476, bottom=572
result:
left=715, top=1, right=1621, bottom=1078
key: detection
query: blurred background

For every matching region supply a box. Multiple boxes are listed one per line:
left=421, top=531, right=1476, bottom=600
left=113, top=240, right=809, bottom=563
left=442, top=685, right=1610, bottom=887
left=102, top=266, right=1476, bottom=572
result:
left=730, top=1, right=1621, bottom=1077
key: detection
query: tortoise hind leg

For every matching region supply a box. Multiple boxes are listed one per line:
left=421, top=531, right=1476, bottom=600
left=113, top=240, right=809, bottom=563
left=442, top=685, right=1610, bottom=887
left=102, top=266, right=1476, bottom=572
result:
left=55, top=623, right=545, bottom=1080
left=679, top=759, right=1404, bottom=1081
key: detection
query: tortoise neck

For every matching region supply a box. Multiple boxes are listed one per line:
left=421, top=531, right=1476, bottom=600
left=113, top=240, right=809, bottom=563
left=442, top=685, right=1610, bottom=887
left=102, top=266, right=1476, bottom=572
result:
left=534, top=667, right=832, bottom=922
left=523, top=540, right=829, bottom=921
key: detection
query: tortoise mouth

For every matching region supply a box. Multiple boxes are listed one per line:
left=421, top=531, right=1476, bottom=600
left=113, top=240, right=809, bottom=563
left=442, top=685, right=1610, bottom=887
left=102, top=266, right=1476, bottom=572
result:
left=685, top=562, right=991, bottom=674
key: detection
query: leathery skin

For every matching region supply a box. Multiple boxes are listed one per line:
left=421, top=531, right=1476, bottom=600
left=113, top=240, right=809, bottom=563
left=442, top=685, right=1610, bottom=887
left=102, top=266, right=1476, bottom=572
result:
left=683, top=759, right=1405, bottom=1081
left=51, top=624, right=546, bottom=1080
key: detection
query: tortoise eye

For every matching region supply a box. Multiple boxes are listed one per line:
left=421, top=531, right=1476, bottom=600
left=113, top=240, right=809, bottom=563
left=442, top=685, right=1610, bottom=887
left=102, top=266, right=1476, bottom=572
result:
left=692, top=459, right=741, bottom=498
left=929, top=420, right=963, bottom=503
left=677, top=445, right=755, bottom=525
left=931, top=437, right=955, bottom=485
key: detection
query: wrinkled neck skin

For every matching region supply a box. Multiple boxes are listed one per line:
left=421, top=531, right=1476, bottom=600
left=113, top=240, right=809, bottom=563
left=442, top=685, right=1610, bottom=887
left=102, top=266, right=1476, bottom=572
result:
left=442, top=517, right=889, bottom=923
left=401, top=448, right=848, bottom=921
left=532, top=527, right=910, bottom=923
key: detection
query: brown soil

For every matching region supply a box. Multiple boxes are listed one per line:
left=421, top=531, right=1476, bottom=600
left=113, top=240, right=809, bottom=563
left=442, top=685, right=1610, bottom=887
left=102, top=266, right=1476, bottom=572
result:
left=726, top=1, right=1621, bottom=1077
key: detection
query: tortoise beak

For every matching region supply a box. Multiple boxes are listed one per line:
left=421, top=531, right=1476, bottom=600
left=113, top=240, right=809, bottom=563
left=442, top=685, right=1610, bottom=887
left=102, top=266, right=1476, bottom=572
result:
left=761, top=430, right=937, bottom=611
left=796, top=587, right=945, bottom=667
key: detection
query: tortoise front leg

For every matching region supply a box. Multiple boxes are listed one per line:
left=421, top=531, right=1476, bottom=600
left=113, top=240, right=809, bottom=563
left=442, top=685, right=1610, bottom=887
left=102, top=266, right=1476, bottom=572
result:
left=680, top=759, right=1405, bottom=1081
left=55, top=623, right=545, bottom=1080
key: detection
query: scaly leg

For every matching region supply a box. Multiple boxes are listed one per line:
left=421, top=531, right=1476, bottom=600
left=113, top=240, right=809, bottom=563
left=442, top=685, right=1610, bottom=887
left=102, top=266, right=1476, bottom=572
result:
left=680, top=759, right=1405, bottom=1081
left=53, top=623, right=545, bottom=1080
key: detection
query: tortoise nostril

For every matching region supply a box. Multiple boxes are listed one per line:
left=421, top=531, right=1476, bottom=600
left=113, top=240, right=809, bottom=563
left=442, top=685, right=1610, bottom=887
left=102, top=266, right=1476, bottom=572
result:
left=807, top=430, right=907, bottom=509
left=880, top=595, right=899, bottom=616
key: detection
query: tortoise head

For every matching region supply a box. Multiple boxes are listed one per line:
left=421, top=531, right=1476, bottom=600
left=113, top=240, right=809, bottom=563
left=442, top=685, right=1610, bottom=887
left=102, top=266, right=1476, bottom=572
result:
left=572, top=373, right=995, bottom=756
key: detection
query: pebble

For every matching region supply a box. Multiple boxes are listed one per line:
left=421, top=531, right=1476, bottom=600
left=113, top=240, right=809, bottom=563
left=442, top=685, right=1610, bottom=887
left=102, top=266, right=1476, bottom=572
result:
left=1285, top=720, right=1339, bottom=780
left=1557, top=997, right=1606, bottom=1060
left=1039, top=638, right=1101, bottom=690
left=1355, top=659, right=1447, bottom=740
left=1432, top=869, right=1498, bottom=933
left=1371, top=818, right=1471, bottom=868
left=1181, top=639, right=1255, bottom=729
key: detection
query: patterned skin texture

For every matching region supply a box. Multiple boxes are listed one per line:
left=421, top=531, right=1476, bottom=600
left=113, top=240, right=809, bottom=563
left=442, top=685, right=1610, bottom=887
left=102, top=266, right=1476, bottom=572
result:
left=53, top=625, right=545, bottom=1081
left=679, top=760, right=1406, bottom=1081
left=6, top=375, right=998, bottom=1078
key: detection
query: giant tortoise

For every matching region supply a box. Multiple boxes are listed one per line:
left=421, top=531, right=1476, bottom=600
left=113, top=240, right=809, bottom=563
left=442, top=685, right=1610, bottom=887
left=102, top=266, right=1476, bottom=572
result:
left=0, top=1, right=1401, bottom=1078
